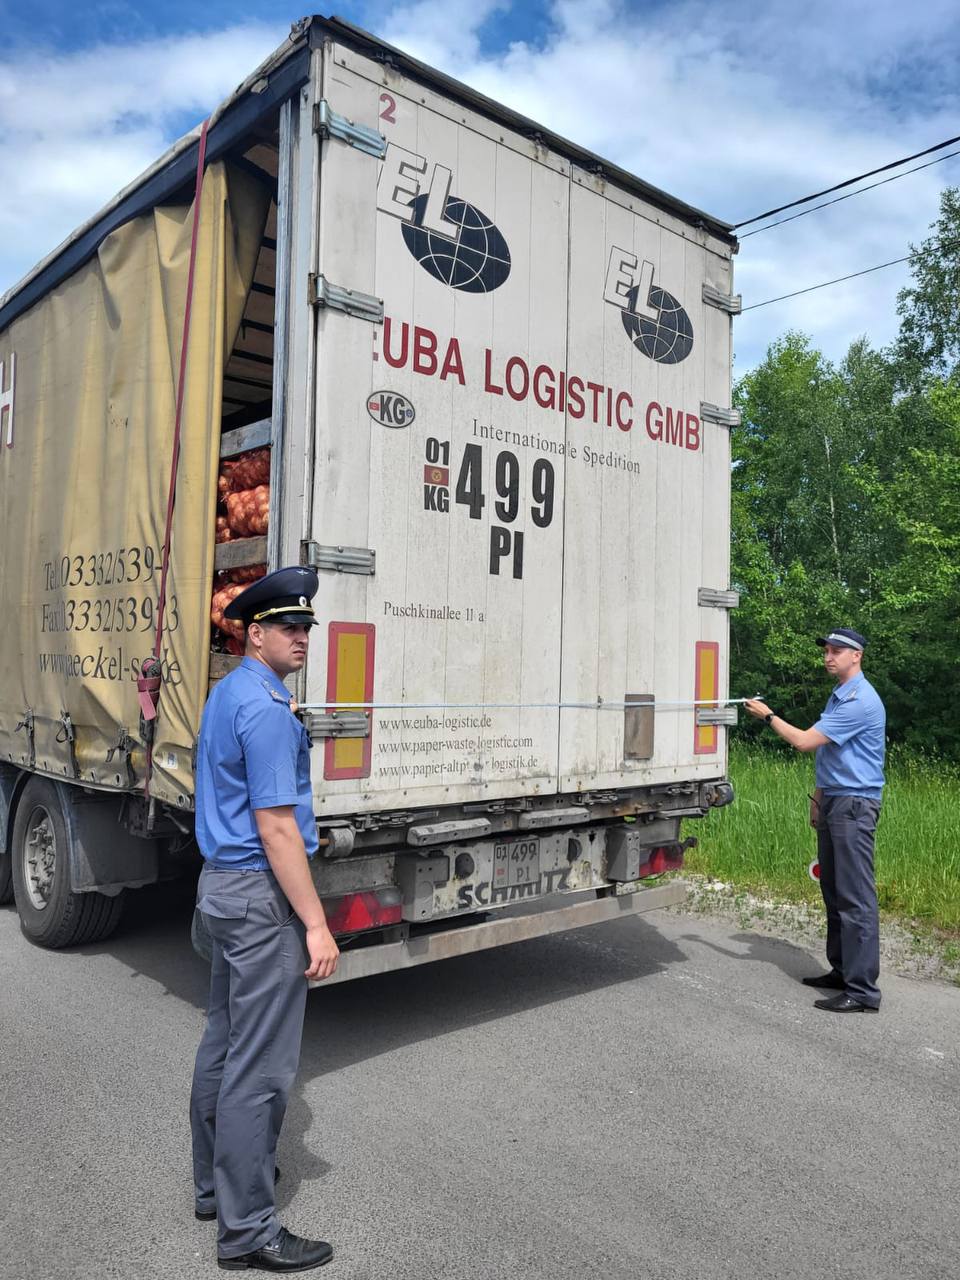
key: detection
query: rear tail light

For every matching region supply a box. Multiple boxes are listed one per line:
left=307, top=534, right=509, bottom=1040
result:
left=637, top=843, right=686, bottom=878
left=322, top=887, right=402, bottom=935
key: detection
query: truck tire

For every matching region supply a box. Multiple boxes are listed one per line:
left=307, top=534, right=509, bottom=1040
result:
left=11, top=777, right=125, bottom=948
left=0, top=849, right=12, bottom=905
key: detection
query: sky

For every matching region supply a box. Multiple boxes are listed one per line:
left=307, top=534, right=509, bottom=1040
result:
left=1, top=0, right=958, bottom=375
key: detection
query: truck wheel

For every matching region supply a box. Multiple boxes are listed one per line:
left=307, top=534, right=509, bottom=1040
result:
left=0, top=849, right=12, bottom=905
left=11, top=777, right=125, bottom=948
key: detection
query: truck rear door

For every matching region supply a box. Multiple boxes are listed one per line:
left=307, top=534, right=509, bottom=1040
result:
left=305, top=44, right=573, bottom=819
left=557, top=170, right=734, bottom=790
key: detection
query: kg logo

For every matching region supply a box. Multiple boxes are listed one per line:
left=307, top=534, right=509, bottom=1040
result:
left=603, top=247, right=693, bottom=364
left=367, top=391, right=415, bottom=428
left=377, top=143, right=511, bottom=294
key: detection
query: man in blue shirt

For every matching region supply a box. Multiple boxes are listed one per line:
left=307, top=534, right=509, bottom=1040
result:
left=745, top=628, right=886, bottom=1014
left=189, top=566, right=339, bottom=1272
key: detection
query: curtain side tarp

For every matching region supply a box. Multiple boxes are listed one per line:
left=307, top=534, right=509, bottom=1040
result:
left=0, top=162, right=269, bottom=805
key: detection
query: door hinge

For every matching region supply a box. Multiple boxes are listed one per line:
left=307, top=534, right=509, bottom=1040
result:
left=698, top=587, right=740, bottom=609
left=313, top=100, right=387, bottom=158
left=308, top=273, right=384, bottom=323
left=299, top=710, right=370, bottom=740
left=696, top=707, right=738, bottom=727
left=702, top=283, right=742, bottom=314
left=700, top=401, right=742, bottom=428
left=303, top=542, right=376, bottom=575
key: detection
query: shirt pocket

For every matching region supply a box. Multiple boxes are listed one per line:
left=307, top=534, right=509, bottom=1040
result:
left=199, top=893, right=249, bottom=920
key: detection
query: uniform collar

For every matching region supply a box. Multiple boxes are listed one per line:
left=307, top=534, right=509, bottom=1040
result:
left=240, top=655, right=291, bottom=701
left=831, top=671, right=865, bottom=702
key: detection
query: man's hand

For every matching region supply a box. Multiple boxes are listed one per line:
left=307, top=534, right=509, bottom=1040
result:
left=744, top=698, right=772, bottom=721
left=256, top=806, right=338, bottom=977
left=305, top=925, right=340, bottom=980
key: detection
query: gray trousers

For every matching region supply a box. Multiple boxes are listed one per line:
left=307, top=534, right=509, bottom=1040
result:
left=817, top=794, right=882, bottom=1008
left=189, top=866, right=308, bottom=1258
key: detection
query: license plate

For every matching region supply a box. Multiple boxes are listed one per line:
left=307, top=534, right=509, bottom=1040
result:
left=493, top=838, right=540, bottom=889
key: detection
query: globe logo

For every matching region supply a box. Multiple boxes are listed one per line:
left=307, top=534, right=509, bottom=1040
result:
left=621, top=283, right=694, bottom=364
left=401, top=193, right=511, bottom=294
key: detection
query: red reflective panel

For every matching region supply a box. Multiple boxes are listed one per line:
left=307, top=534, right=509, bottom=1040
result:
left=637, top=844, right=685, bottom=878
left=323, top=890, right=402, bottom=935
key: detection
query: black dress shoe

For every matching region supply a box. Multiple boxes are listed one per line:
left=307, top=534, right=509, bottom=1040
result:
left=814, top=993, right=879, bottom=1013
left=219, top=1226, right=333, bottom=1272
left=196, top=1168, right=282, bottom=1221
left=801, top=971, right=845, bottom=989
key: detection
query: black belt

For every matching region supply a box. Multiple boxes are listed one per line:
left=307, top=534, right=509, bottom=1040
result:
left=203, top=861, right=271, bottom=872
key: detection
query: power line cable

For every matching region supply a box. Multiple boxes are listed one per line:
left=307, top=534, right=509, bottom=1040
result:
left=742, top=231, right=957, bottom=311
left=741, top=233, right=960, bottom=312
left=734, top=134, right=960, bottom=229
left=742, top=257, right=913, bottom=311
left=740, top=148, right=960, bottom=238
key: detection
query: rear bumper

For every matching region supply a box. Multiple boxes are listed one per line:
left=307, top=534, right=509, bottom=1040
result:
left=311, top=880, right=686, bottom=986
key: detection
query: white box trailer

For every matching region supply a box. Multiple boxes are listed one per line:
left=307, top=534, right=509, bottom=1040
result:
left=0, top=16, right=738, bottom=979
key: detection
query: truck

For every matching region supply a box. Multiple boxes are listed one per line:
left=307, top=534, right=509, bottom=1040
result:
left=0, top=14, right=739, bottom=982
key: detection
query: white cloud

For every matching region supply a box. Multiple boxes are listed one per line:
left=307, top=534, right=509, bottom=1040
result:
left=2, top=1, right=959, bottom=374
left=379, top=0, right=509, bottom=67
left=0, top=22, right=286, bottom=297
left=373, top=0, right=960, bottom=371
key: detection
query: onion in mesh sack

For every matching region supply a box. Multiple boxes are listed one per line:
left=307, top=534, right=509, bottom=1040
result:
left=226, top=485, right=269, bottom=537
left=210, top=583, right=246, bottom=641
left=229, top=448, right=271, bottom=491
left=217, top=464, right=235, bottom=504
left=229, top=563, right=267, bottom=585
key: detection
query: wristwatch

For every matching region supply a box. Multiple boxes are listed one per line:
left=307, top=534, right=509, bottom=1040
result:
left=764, top=712, right=776, bottom=725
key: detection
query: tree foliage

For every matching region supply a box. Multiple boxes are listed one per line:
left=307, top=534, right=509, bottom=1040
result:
left=731, top=190, right=960, bottom=756
left=897, top=187, right=960, bottom=381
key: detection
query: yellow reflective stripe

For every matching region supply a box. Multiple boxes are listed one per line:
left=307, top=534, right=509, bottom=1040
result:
left=331, top=631, right=368, bottom=773
left=695, top=642, right=719, bottom=754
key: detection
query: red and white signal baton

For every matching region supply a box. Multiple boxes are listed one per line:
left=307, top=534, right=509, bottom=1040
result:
left=806, top=790, right=821, bottom=881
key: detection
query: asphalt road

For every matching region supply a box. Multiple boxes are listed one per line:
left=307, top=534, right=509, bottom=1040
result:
left=1, top=883, right=958, bottom=1280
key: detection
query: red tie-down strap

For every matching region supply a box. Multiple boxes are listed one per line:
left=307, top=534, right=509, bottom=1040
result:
left=138, top=657, right=163, bottom=723
left=142, top=119, right=209, bottom=791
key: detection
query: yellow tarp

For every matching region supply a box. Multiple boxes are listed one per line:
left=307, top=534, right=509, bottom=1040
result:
left=0, top=162, right=269, bottom=805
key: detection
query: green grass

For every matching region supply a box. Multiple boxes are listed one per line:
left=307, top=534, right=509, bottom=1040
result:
left=685, top=745, right=960, bottom=934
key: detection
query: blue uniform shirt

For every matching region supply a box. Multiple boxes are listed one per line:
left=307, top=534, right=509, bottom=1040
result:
left=813, top=671, right=886, bottom=800
left=195, top=657, right=319, bottom=868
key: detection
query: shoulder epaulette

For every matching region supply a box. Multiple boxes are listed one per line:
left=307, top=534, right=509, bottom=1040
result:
left=259, top=677, right=294, bottom=710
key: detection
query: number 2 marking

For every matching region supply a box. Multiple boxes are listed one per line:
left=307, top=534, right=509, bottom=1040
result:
left=379, top=92, right=397, bottom=124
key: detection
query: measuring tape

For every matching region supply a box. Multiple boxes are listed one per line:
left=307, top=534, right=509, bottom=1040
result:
left=299, top=697, right=760, bottom=713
